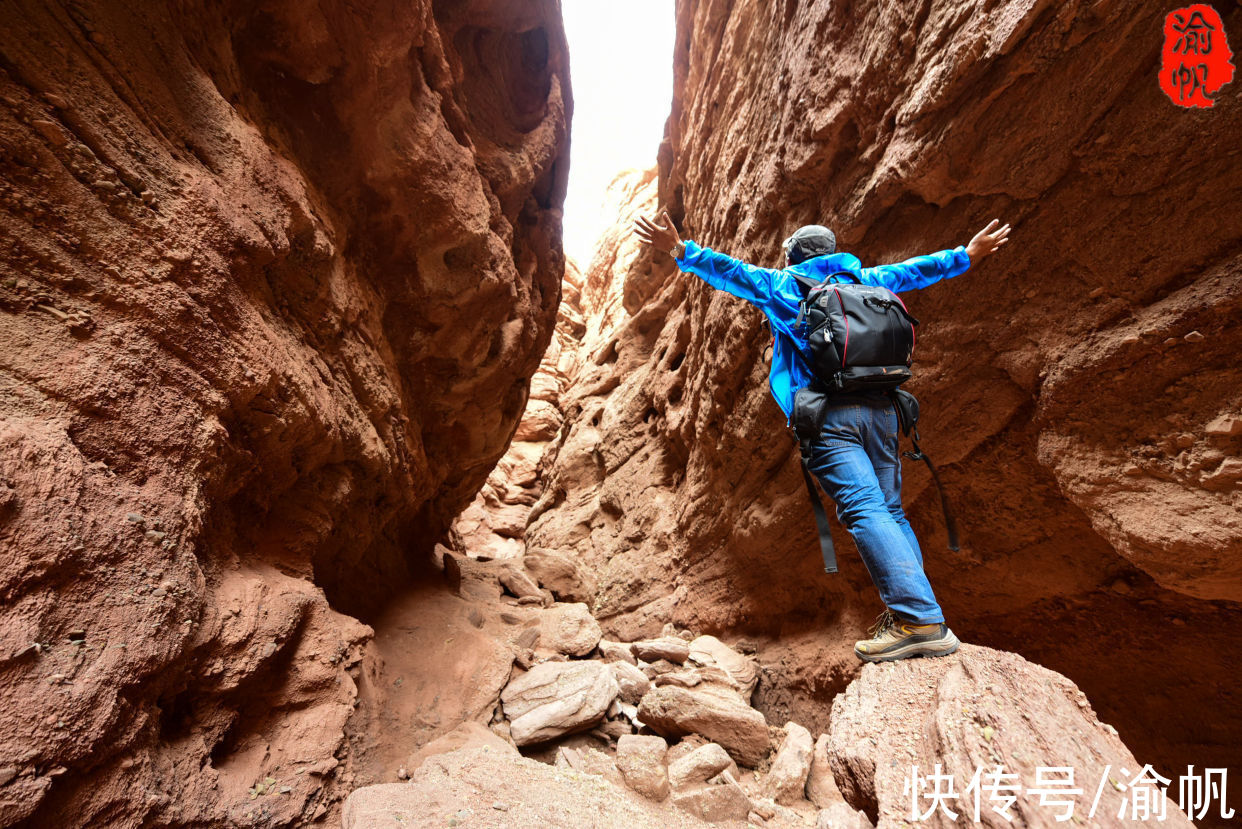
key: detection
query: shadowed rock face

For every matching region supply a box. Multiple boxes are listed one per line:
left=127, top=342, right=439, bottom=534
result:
left=525, top=0, right=1242, bottom=804
left=0, top=0, right=568, bottom=824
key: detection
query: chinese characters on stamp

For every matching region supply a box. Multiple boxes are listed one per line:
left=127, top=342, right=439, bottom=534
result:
left=1159, top=5, right=1236, bottom=108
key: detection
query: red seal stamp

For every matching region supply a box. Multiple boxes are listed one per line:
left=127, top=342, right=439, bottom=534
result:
left=1159, top=5, right=1235, bottom=108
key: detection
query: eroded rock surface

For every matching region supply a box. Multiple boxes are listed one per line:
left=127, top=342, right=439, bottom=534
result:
left=827, top=644, right=1193, bottom=828
left=0, top=0, right=569, bottom=824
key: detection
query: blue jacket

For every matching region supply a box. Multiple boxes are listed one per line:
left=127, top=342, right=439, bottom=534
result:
left=673, top=240, right=972, bottom=419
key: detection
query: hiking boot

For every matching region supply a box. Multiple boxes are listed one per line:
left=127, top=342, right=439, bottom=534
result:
left=853, top=608, right=960, bottom=663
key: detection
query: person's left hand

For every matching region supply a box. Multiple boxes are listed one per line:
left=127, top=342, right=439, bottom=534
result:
left=965, top=219, right=1011, bottom=262
left=634, top=210, right=683, bottom=256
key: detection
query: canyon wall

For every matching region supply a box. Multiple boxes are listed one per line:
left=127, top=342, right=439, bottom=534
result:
left=528, top=0, right=1242, bottom=795
left=452, top=258, right=586, bottom=562
left=0, top=0, right=569, bottom=825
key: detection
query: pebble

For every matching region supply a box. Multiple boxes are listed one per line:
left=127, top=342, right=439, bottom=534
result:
left=126, top=512, right=145, bottom=524
left=492, top=802, right=509, bottom=811
left=1184, top=330, right=1205, bottom=342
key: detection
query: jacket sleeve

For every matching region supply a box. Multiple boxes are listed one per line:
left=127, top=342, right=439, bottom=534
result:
left=675, top=240, right=783, bottom=307
left=860, top=246, right=971, bottom=293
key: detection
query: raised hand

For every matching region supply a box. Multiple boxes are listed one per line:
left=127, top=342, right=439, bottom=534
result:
left=634, top=209, right=683, bottom=257
left=965, top=219, right=1011, bottom=263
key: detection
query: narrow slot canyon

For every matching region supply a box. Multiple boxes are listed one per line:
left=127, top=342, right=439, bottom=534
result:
left=1, top=1, right=1239, bottom=828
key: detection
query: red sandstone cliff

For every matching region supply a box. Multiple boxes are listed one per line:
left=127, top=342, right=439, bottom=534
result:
left=526, top=0, right=1242, bottom=807
left=0, top=0, right=569, bottom=825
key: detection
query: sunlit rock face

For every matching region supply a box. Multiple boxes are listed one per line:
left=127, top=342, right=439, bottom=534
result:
left=526, top=0, right=1242, bottom=795
left=0, top=0, right=569, bottom=824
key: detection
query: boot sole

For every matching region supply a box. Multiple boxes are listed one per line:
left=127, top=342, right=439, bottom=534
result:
left=854, top=631, right=961, bottom=663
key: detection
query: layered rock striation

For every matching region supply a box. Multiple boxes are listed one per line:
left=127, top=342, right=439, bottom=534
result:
left=0, top=0, right=569, bottom=824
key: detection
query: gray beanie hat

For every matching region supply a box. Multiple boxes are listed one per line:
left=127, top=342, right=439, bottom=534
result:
left=783, top=225, right=837, bottom=264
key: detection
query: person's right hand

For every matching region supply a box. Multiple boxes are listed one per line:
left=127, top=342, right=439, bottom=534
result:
left=965, top=219, right=1011, bottom=263
left=634, top=210, right=683, bottom=257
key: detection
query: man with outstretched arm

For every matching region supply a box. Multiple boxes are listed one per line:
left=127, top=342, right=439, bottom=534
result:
left=633, top=212, right=1010, bottom=662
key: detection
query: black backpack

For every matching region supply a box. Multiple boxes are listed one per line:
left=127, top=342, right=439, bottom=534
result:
left=787, top=271, right=959, bottom=574
left=790, top=271, right=918, bottom=393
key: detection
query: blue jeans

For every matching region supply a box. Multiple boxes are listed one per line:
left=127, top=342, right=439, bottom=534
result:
left=804, top=393, right=945, bottom=624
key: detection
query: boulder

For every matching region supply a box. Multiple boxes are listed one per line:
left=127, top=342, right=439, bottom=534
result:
left=632, top=637, right=691, bottom=664
left=652, top=667, right=703, bottom=689
left=765, top=721, right=814, bottom=805
left=407, top=721, right=517, bottom=772
left=637, top=686, right=769, bottom=767
left=672, top=773, right=753, bottom=822
left=610, top=660, right=651, bottom=705
left=687, top=635, right=759, bottom=702
left=816, top=802, right=875, bottom=829
left=827, top=644, right=1194, bottom=828
left=598, top=639, right=639, bottom=665
left=615, top=734, right=670, bottom=801
left=806, top=733, right=846, bottom=809
left=501, top=661, right=618, bottom=746
left=537, top=602, right=602, bottom=657
left=639, top=658, right=679, bottom=679
left=666, top=734, right=710, bottom=766
left=497, top=563, right=543, bottom=601
left=524, top=548, right=596, bottom=602
left=667, top=742, right=737, bottom=791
